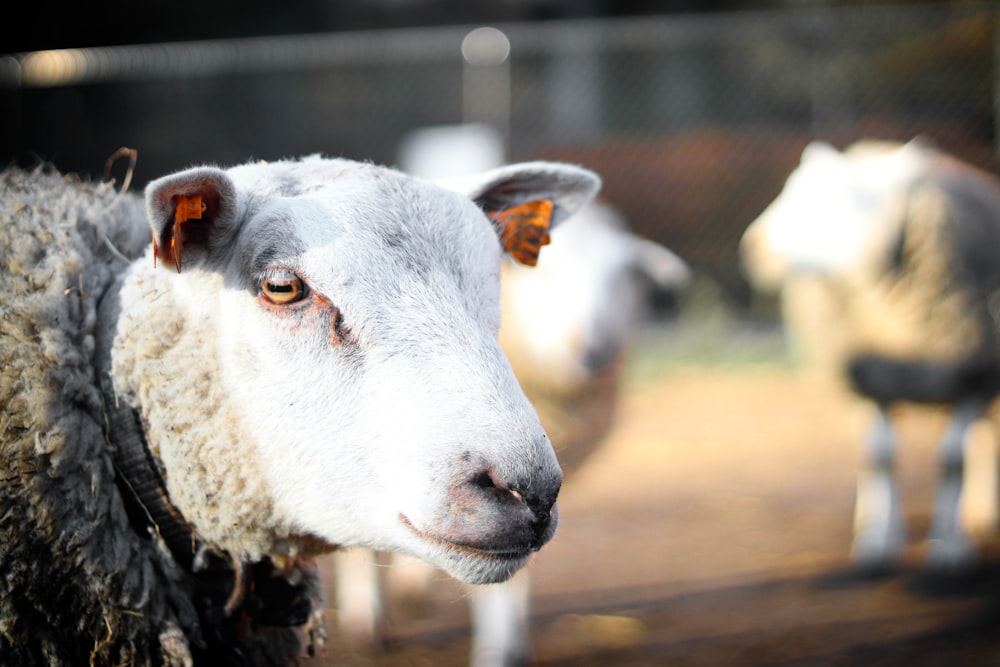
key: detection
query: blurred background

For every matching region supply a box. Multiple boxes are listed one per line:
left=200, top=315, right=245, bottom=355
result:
left=3, top=1, right=996, bottom=317
left=7, top=2, right=1000, bottom=665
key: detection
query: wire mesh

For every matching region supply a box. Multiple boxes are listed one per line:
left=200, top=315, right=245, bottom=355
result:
left=1, top=3, right=996, bottom=310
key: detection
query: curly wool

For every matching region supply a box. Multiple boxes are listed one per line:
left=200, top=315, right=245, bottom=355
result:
left=0, top=167, right=318, bottom=666
left=0, top=165, right=194, bottom=667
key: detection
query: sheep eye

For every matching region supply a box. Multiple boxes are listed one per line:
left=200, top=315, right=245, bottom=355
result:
left=260, top=272, right=306, bottom=305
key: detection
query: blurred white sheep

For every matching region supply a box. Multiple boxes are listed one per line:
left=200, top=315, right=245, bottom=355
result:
left=330, top=124, right=689, bottom=667
left=740, top=138, right=1000, bottom=577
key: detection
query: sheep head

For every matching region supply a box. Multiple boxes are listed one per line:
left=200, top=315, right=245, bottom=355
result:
left=116, top=156, right=599, bottom=585
left=739, top=138, right=933, bottom=290
left=499, top=201, right=689, bottom=392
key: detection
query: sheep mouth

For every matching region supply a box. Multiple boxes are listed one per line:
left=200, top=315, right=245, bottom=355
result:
left=398, top=514, right=536, bottom=562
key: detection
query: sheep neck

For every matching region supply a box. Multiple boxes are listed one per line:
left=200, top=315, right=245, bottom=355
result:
left=94, top=276, right=206, bottom=571
left=93, top=276, right=314, bottom=636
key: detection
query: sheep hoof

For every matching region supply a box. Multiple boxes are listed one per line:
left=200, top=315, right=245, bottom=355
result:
left=850, top=528, right=905, bottom=575
left=470, top=647, right=533, bottom=667
left=924, top=536, right=978, bottom=577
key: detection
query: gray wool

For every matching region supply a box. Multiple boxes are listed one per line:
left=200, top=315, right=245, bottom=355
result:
left=739, top=142, right=1000, bottom=406
left=795, top=158, right=1000, bottom=403
left=0, top=167, right=319, bottom=667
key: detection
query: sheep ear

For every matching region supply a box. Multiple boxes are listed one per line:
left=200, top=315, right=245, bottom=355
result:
left=899, top=135, right=936, bottom=160
left=144, top=167, right=238, bottom=273
left=458, top=161, right=601, bottom=267
left=800, top=141, right=840, bottom=165
left=634, top=238, right=691, bottom=290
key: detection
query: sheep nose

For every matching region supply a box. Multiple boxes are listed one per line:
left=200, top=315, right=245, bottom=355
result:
left=584, top=340, right=622, bottom=374
left=471, top=467, right=560, bottom=548
left=436, top=453, right=563, bottom=553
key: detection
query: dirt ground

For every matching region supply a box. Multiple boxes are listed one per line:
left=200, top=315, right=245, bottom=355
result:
left=304, top=360, right=1000, bottom=667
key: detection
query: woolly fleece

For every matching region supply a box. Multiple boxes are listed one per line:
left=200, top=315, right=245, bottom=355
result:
left=0, top=166, right=319, bottom=666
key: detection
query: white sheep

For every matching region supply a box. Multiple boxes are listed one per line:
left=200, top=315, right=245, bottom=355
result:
left=0, top=154, right=599, bottom=666
left=333, top=198, right=690, bottom=667
left=739, top=138, right=1000, bottom=576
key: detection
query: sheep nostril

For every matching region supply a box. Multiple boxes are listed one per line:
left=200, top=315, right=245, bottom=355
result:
left=471, top=470, right=496, bottom=490
left=470, top=469, right=538, bottom=510
left=471, top=468, right=522, bottom=501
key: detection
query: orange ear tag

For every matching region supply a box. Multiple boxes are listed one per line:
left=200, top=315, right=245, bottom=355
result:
left=489, top=199, right=554, bottom=267
left=167, top=194, right=206, bottom=273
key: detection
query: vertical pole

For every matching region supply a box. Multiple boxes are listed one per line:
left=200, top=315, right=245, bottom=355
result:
left=462, top=27, right=511, bottom=159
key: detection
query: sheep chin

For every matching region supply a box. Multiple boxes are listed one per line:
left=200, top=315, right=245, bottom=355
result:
left=431, top=548, right=533, bottom=586
left=396, top=513, right=537, bottom=585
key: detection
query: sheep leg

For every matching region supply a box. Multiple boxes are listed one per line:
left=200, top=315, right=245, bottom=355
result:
left=925, top=398, right=987, bottom=575
left=332, top=548, right=386, bottom=650
left=469, top=571, right=532, bottom=667
left=960, top=418, right=999, bottom=540
left=851, top=405, right=906, bottom=573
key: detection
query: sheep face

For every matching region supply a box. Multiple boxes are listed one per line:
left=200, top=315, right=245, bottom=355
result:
left=115, top=156, right=599, bottom=585
left=740, top=140, right=930, bottom=290
left=499, top=202, right=689, bottom=391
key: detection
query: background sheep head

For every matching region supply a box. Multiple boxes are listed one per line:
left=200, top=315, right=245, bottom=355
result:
left=112, top=156, right=600, bottom=585
left=499, top=200, right=690, bottom=394
left=739, top=138, right=934, bottom=289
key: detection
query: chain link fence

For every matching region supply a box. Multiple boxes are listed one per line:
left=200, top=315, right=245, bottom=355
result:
left=2, top=2, right=997, bottom=313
